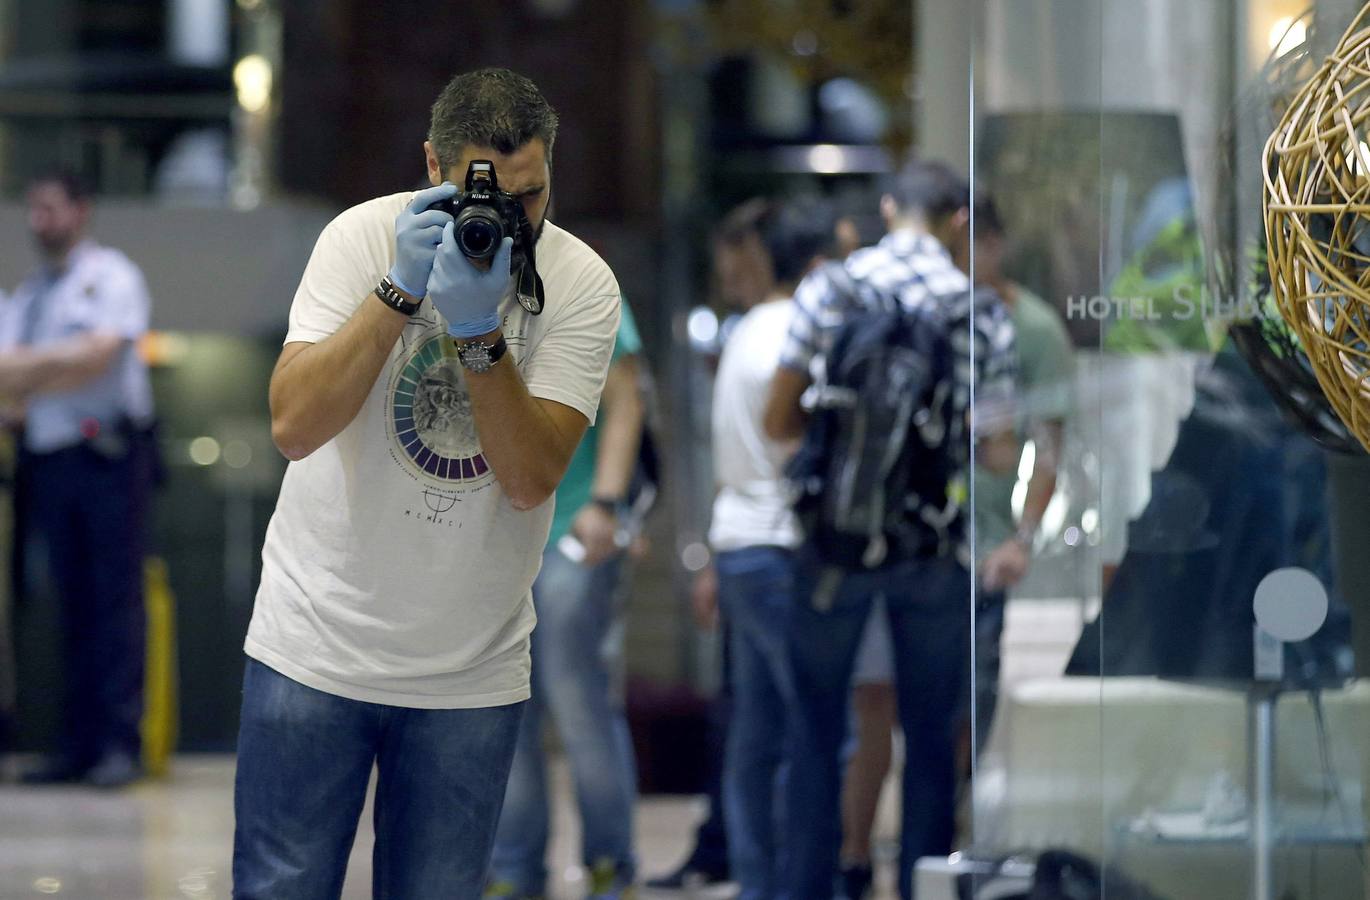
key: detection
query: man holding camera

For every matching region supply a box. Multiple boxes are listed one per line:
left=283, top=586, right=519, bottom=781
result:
left=233, top=68, right=621, bottom=898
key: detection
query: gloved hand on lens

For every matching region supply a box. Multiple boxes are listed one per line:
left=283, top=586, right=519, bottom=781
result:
left=428, top=223, right=512, bottom=339
left=388, top=182, right=459, bottom=297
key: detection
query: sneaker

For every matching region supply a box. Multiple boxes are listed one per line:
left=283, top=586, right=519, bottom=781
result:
left=84, top=751, right=142, bottom=789
left=587, top=859, right=635, bottom=900
left=20, top=755, right=89, bottom=785
left=644, top=859, right=730, bottom=891
left=839, top=863, right=873, bottom=900
left=482, top=879, right=543, bottom=900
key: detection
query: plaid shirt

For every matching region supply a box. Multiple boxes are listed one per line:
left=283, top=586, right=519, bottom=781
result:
left=779, top=229, right=1017, bottom=561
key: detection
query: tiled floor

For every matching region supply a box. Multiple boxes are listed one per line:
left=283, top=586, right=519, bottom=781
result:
left=0, top=755, right=902, bottom=900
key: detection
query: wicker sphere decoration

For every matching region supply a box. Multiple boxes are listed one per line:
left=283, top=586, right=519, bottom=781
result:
left=1264, top=6, right=1370, bottom=452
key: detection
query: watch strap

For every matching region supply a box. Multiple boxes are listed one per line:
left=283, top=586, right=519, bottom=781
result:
left=590, top=496, right=621, bottom=513
left=376, top=275, right=422, bottom=316
left=456, top=333, right=508, bottom=371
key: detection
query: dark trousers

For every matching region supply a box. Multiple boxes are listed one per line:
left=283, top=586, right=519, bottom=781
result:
left=971, top=589, right=1007, bottom=758
left=21, top=442, right=148, bottom=764
left=784, top=552, right=971, bottom=900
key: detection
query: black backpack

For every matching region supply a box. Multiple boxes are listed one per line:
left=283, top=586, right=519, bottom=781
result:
left=786, top=262, right=961, bottom=571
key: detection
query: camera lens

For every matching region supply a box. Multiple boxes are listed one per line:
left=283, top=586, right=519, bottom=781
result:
left=455, top=207, right=504, bottom=260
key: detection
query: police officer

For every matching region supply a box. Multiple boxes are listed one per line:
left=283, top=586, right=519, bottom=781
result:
left=0, top=171, right=155, bottom=788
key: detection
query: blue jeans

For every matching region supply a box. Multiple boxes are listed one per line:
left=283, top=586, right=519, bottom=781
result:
left=783, top=553, right=971, bottom=900
left=971, top=589, right=1007, bottom=758
left=490, top=545, right=637, bottom=894
left=717, top=546, right=800, bottom=900
left=232, top=659, right=524, bottom=900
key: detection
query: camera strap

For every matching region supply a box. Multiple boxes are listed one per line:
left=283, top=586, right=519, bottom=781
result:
left=516, top=264, right=546, bottom=315
left=516, top=216, right=546, bottom=315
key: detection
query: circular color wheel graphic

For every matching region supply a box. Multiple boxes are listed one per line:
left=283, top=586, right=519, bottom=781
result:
left=390, top=336, right=491, bottom=483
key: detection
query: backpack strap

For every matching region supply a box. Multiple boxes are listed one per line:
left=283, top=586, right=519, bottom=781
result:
left=825, top=259, right=902, bottom=314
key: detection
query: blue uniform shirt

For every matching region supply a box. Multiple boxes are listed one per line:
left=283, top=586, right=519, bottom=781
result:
left=0, top=240, right=154, bottom=453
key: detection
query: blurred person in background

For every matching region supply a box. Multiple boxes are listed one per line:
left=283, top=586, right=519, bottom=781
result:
left=233, top=68, right=621, bottom=898
left=836, top=190, right=1072, bottom=897
left=952, top=192, right=1071, bottom=760
left=0, top=294, right=12, bottom=759
left=644, top=199, right=778, bottom=894
left=700, top=196, right=832, bottom=900
left=763, top=160, right=1018, bottom=900
left=487, top=299, right=646, bottom=900
left=0, top=171, right=156, bottom=789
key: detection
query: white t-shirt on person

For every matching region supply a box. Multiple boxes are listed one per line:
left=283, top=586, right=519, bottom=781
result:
left=708, top=298, right=801, bottom=552
left=245, top=191, right=621, bottom=709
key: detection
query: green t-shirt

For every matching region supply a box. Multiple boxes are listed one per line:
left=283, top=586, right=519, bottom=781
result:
left=974, top=286, right=1074, bottom=563
left=548, top=300, right=642, bottom=547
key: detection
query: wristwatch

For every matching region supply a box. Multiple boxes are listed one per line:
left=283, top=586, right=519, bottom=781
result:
left=455, top=333, right=509, bottom=373
left=375, top=275, right=422, bottom=316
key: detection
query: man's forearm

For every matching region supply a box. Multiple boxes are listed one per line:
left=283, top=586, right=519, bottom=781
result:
left=1019, top=420, right=1064, bottom=531
left=464, top=333, right=584, bottom=510
left=270, top=293, right=408, bottom=460
left=0, top=333, right=122, bottom=397
left=590, top=357, right=644, bottom=501
left=764, top=365, right=811, bottom=441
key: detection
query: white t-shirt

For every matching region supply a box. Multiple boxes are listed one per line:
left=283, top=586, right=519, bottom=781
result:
left=708, top=298, right=801, bottom=552
left=245, top=192, right=621, bottom=708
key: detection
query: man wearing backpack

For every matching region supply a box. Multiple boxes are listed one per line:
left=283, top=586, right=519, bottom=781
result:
left=763, top=160, right=1018, bottom=900
left=953, top=193, right=1073, bottom=760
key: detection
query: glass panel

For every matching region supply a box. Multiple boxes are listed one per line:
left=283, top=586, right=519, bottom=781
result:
left=969, top=0, right=1108, bottom=875
left=973, top=3, right=1370, bottom=899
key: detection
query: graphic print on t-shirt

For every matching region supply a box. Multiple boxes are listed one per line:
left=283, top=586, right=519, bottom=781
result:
left=386, top=332, right=496, bottom=491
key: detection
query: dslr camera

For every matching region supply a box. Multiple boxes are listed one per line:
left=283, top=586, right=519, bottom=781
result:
left=429, top=160, right=523, bottom=261
left=428, top=159, right=545, bottom=313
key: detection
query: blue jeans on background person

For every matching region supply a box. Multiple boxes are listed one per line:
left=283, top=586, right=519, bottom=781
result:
left=716, top=545, right=800, bottom=900
left=490, top=545, right=638, bottom=897
left=232, top=658, right=524, bottom=900
left=783, top=552, right=971, bottom=900
left=971, top=589, right=1007, bottom=758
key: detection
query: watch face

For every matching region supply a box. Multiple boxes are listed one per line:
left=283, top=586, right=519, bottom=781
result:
left=458, top=343, right=493, bottom=373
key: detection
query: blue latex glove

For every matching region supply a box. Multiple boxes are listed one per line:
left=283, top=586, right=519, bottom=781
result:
left=428, top=223, right=512, bottom=339
left=387, top=182, right=458, bottom=296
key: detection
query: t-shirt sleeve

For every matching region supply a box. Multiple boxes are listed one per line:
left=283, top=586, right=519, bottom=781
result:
left=286, top=219, right=386, bottom=346
left=523, top=272, right=622, bottom=427
left=613, top=297, right=643, bottom=361
left=973, top=305, right=1019, bottom=439
left=1020, top=309, right=1075, bottom=424
left=0, top=295, right=15, bottom=349
left=778, top=268, right=833, bottom=373
left=91, top=256, right=151, bottom=341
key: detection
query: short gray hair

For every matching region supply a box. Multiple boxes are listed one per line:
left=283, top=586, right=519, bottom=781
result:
left=427, top=68, right=559, bottom=172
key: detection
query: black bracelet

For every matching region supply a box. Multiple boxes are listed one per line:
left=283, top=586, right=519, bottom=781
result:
left=590, top=496, right=621, bottom=513
left=375, top=275, right=422, bottom=316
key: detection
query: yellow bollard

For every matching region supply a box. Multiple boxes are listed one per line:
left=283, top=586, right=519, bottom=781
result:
left=140, top=557, right=178, bottom=777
